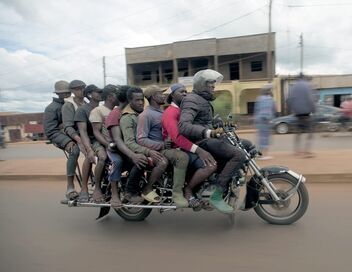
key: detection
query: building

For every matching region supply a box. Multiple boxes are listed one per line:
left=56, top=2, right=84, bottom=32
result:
left=0, top=112, right=44, bottom=142
left=125, top=33, right=275, bottom=86
left=125, top=33, right=279, bottom=120
left=280, top=74, right=352, bottom=114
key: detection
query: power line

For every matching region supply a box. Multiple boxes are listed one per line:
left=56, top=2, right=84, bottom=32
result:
left=1, top=2, right=262, bottom=90
left=0, top=0, right=232, bottom=77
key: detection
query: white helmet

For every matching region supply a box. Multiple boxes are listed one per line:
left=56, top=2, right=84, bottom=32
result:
left=193, top=69, right=223, bottom=92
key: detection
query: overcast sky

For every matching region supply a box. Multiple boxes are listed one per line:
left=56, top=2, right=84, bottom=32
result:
left=1, top=0, right=352, bottom=112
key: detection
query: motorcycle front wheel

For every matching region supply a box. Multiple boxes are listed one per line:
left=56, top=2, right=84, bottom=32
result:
left=254, top=173, right=309, bottom=225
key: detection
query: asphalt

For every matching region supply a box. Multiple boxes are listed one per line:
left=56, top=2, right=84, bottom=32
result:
left=0, top=146, right=351, bottom=183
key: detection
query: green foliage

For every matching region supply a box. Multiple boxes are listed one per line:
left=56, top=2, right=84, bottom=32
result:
left=212, top=91, right=233, bottom=119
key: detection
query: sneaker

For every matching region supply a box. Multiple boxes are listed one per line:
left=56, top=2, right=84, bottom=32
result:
left=209, top=187, right=234, bottom=214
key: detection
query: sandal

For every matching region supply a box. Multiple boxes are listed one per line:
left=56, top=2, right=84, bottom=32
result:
left=92, top=191, right=106, bottom=204
left=78, top=192, right=90, bottom=203
left=188, top=197, right=202, bottom=212
left=65, top=189, right=79, bottom=200
left=110, top=197, right=123, bottom=209
left=142, top=190, right=161, bottom=203
left=200, top=200, right=214, bottom=211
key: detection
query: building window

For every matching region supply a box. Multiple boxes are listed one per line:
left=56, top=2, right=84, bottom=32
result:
left=164, top=69, right=173, bottom=83
left=251, top=61, right=263, bottom=72
left=142, top=71, right=152, bottom=81
left=229, top=62, right=239, bottom=80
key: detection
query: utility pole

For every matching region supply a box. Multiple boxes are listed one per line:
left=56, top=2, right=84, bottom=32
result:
left=299, top=33, right=304, bottom=75
left=103, top=56, right=106, bottom=87
left=267, top=0, right=273, bottom=82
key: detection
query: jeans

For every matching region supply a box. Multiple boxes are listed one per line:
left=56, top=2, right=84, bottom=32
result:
left=65, top=143, right=80, bottom=177
left=107, top=150, right=123, bottom=183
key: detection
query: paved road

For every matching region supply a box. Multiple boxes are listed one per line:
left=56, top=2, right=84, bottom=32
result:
left=1, top=181, right=351, bottom=272
left=1, top=132, right=351, bottom=161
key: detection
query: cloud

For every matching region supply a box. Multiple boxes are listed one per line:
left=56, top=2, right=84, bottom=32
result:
left=1, top=0, right=352, bottom=112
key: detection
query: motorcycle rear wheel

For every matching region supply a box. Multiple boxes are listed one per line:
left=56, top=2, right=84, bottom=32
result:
left=254, top=173, right=309, bottom=225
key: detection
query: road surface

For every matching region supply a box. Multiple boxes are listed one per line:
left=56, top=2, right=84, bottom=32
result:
left=0, top=180, right=351, bottom=272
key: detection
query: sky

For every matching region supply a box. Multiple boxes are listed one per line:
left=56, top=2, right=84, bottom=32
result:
left=1, top=0, right=352, bottom=113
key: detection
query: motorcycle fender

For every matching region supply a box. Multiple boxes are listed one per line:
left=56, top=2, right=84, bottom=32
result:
left=261, top=166, right=306, bottom=183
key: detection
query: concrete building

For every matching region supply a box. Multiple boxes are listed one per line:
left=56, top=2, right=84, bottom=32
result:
left=280, top=74, right=352, bottom=114
left=0, top=112, right=44, bottom=142
left=125, top=33, right=277, bottom=119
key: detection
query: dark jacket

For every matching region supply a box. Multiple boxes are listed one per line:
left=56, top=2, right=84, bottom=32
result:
left=43, top=97, right=71, bottom=149
left=287, top=79, right=316, bottom=115
left=179, top=92, right=213, bottom=142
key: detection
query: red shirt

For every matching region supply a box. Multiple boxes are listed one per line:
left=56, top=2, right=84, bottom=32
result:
left=105, top=107, right=122, bottom=139
left=162, top=103, right=197, bottom=153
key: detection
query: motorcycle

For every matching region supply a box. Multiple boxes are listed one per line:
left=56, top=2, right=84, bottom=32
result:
left=64, top=118, right=309, bottom=225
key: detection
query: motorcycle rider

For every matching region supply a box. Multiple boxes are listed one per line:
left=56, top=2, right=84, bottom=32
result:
left=137, top=85, right=189, bottom=207
left=179, top=69, right=248, bottom=214
left=119, top=86, right=168, bottom=203
left=44, top=80, right=79, bottom=200
left=162, top=83, right=217, bottom=209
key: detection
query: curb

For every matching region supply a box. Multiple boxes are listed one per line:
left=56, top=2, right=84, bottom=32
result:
left=0, top=175, right=66, bottom=181
left=1, top=173, right=351, bottom=183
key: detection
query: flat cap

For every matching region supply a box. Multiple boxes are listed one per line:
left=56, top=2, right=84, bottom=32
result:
left=143, top=85, right=166, bottom=99
left=69, top=79, right=86, bottom=89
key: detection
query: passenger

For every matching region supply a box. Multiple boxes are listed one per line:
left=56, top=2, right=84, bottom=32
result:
left=179, top=69, right=248, bottom=214
left=137, top=85, right=189, bottom=207
left=44, top=81, right=79, bottom=200
left=74, top=84, right=103, bottom=203
left=162, top=83, right=217, bottom=209
left=61, top=80, right=87, bottom=199
left=119, top=86, right=168, bottom=203
left=88, top=84, right=118, bottom=203
left=105, top=85, right=147, bottom=206
left=62, top=80, right=86, bottom=154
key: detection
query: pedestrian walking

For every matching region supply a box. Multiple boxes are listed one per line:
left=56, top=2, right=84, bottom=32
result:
left=287, top=73, right=316, bottom=157
left=254, top=83, right=277, bottom=160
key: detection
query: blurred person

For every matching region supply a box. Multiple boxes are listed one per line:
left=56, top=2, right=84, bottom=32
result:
left=162, top=83, right=217, bottom=209
left=179, top=69, right=252, bottom=214
left=44, top=80, right=80, bottom=200
left=119, top=86, right=168, bottom=203
left=339, top=95, right=352, bottom=129
left=254, top=83, right=277, bottom=160
left=105, top=85, right=147, bottom=206
left=137, top=85, right=189, bottom=207
left=287, top=73, right=316, bottom=157
left=74, top=84, right=103, bottom=203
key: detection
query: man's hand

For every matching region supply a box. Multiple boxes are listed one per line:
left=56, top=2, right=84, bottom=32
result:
left=65, top=141, right=76, bottom=153
left=148, top=150, right=165, bottom=163
left=163, top=139, right=172, bottom=149
left=210, top=127, right=224, bottom=138
left=87, top=149, right=96, bottom=164
left=196, top=147, right=217, bottom=167
left=132, top=153, right=148, bottom=169
left=77, top=142, right=87, bottom=156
